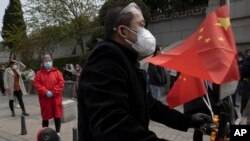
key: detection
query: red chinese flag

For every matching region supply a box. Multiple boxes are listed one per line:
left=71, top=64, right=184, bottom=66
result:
left=146, top=5, right=239, bottom=84
left=167, top=73, right=206, bottom=109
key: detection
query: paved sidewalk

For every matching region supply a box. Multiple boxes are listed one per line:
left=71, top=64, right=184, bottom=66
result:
left=0, top=94, right=76, bottom=141
left=0, top=94, right=216, bottom=141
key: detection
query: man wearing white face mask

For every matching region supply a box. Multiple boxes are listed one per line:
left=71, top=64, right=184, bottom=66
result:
left=78, top=2, right=212, bottom=141
left=4, top=60, right=29, bottom=117
left=33, top=54, right=64, bottom=137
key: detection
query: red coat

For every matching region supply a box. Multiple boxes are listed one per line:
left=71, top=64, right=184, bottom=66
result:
left=33, top=67, right=64, bottom=120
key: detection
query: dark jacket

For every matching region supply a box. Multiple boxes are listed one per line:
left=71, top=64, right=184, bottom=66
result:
left=0, top=69, right=4, bottom=84
left=77, top=40, right=192, bottom=141
left=240, top=56, right=250, bottom=79
left=147, top=63, right=167, bottom=86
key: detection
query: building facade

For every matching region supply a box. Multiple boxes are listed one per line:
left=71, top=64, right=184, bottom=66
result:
left=0, top=0, right=249, bottom=63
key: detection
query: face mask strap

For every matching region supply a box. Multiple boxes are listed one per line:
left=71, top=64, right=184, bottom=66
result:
left=120, top=26, right=139, bottom=46
left=115, top=26, right=138, bottom=39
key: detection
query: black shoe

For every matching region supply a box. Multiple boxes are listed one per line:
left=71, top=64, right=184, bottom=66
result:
left=12, top=112, right=15, bottom=117
left=22, top=112, right=30, bottom=116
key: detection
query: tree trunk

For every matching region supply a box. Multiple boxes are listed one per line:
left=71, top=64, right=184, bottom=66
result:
left=9, top=52, right=13, bottom=63
left=77, top=37, right=85, bottom=54
left=13, top=53, right=16, bottom=60
left=8, top=51, right=15, bottom=62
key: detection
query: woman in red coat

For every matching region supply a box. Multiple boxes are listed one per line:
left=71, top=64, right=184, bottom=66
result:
left=33, top=54, right=64, bottom=137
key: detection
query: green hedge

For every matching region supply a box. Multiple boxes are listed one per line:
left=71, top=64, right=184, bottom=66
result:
left=25, top=55, right=87, bottom=72
left=25, top=59, right=41, bottom=71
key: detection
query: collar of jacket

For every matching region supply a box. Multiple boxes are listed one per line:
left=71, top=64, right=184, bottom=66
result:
left=107, top=39, right=139, bottom=66
left=5, top=67, right=18, bottom=76
left=41, top=67, right=57, bottom=72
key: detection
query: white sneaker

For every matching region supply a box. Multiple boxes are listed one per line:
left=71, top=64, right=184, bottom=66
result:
left=57, top=133, right=61, bottom=141
left=15, top=104, right=20, bottom=108
left=235, top=118, right=241, bottom=125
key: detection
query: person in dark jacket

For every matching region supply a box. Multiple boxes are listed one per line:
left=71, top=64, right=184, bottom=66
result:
left=147, top=47, right=167, bottom=100
left=232, top=52, right=244, bottom=107
left=240, top=49, right=250, bottom=114
left=77, top=2, right=212, bottom=141
left=0, top=64, right=5, bottom=96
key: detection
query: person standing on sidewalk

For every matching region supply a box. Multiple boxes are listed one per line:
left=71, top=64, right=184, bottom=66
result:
left=77, top=2, right=212, bottom=141
left=3, top=60, right=29, bottom=117
left=0, top=64, right=5, bottom=96
left=72, top=64, right=82, bottom=100
left=26, top=69, right=35, bottom=94
left=240, top=49, right=250, bottom=114
left=33, top=54, right=64, bottom=137
left=63, top=63, right=82, bottom=99
left=147, top=47, right=167, bottom=100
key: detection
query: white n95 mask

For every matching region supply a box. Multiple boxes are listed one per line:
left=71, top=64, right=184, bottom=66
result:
left=125, top=27, right=156, bottom=58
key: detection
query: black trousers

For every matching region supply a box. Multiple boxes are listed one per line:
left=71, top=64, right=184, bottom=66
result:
left=241, top=80, right=250, bottom=114
left=232, top=80, right=244, bottom=105
left=9, top=90, right=26, bottom=113
left=0, top=83, right=5, bottom=94
left=42, top=118, right=61, bottom=133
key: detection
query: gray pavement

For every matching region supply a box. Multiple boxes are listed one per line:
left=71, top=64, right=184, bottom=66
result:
left=0, top=93, right=242, bottom=141
left=0, top=94, right=75, bottom=141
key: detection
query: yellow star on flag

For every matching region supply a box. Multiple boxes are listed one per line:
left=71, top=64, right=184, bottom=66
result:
left=205, top=38, right=211, bottom=43
left=218, top=36, right=225, bottom=42
left=199, top=27, right=204, bottom=33
left=215, top=17, right=231, bottom=30
left=198, top=35, right=203, bottom=41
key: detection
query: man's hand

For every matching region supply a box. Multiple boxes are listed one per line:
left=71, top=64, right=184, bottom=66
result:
left=46, top=91, right=53, bottom=98
left=189, top=113, right=212, bottom=128
left=11, top=60, right=19, bottom=64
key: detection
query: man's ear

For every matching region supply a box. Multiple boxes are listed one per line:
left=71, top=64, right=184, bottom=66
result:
left=117, top=26, right=129, bottom=39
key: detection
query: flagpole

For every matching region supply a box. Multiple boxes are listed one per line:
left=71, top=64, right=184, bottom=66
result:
left=205, top=93, right=212, bottom=110
left=204, top=81, right=212, bottom=108
left=203, top=81, right=214, bottom=118
left=203, top=95, right=214, bottom=118
left=226, top=0, right=230, bottom=13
